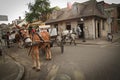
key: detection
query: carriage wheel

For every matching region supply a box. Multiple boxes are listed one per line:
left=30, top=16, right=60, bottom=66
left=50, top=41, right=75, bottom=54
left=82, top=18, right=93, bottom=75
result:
left=60, top=40, right=64, bottom=54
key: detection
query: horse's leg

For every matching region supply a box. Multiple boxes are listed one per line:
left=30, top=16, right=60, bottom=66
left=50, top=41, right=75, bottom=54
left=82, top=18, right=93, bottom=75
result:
left=45, top=44, right=52, bottom=60
left=33, top=46, right=41, bottom=71
left=48, top=44, right=52, bottom=60
left=73, top=35, right=76, bottom=45
left=70, top=38, right=72, bottom=45
left=45, top=47, right=49, bottom=60
left=31, top=50, right=37, bottom=69
left=73, top=39, right=76, bottom=45
left=30, top=48, right=37, bottom=69
left=18, top=40, right=23, bottom=48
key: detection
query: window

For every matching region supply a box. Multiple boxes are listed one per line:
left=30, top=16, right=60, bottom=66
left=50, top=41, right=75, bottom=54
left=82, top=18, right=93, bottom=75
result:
left=66, top=22, right=71, bottom=30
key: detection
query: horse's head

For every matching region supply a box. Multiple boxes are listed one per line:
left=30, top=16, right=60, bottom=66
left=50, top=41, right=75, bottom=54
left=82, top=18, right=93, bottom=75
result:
left=19, top=29, right=32, bottom=43
left=15, top=24, right=32, bottom=44
left=21, top=29, right=33, bottom=48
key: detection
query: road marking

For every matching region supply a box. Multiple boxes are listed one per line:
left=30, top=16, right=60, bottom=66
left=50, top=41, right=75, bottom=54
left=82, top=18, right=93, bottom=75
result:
left=73, top=70, right=85, bottom=80
left=45, top=64, right=59, bottom=80
left=55, top=74, right=71, bottom=80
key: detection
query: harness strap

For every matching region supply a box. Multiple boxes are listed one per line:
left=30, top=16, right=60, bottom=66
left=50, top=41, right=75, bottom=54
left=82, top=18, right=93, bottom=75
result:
left=23, top=37, right=31, bottom=42
left=28, top=46, right=32, bottom=56
left=35, top=33, right=44, bottom=42
left=27, top=32, right=45, bottom=56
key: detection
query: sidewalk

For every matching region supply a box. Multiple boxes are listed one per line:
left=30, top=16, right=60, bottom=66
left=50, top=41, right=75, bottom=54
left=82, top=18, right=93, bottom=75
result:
left=0, top=54, right=24, bottom=80
left=75, top=32, right=120, bottom=45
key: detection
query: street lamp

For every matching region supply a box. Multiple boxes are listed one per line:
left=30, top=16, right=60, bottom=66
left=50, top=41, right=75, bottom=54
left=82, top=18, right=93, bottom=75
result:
left=81, top=18, right=86, bottom=42
left=81, top=18, right=84, bottom=22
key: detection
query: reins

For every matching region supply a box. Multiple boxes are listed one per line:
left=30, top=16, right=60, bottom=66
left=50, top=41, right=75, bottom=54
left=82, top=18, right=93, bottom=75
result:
left=28, top=31, right=34, bottom=56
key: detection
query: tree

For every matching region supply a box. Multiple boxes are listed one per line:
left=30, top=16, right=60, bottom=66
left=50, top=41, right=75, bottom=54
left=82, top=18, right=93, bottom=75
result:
left=54, top=6, right=61, bottom=10
left=25, top=0, right=55, bottom=23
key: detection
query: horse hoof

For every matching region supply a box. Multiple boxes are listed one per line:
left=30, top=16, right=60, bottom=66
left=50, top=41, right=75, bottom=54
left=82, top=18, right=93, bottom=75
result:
left=32, top=67, right=36, bottom=69
left=36, top=69, right=41, bottom=72
left=49, top=58, right=52, bottom=60
left=46, top=58, right=49, bottom=60
left=46, top=58, right=52, bottom=60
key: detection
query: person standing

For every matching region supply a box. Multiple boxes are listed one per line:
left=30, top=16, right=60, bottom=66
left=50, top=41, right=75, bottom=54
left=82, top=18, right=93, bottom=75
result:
left=6, top=31, right=10, bottom=48
left=76, top=25, right=82, bottom=38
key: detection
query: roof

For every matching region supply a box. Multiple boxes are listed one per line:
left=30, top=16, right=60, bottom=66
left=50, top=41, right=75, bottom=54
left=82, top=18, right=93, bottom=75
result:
left=30, top=21, right=44, bottom=26
left=80, top=0, right=106, bottom=18
left=18, top=19, right=27, bottom=27
left=46, top=0, right=106, bottom=24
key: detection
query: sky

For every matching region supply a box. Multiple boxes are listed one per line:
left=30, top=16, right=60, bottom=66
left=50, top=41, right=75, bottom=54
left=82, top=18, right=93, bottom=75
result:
left=0, top=0, right=120, bottom=24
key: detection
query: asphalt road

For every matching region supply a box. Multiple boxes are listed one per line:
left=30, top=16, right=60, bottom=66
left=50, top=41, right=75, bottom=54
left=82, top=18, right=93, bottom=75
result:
left=5, top=42, right=120, bottom=80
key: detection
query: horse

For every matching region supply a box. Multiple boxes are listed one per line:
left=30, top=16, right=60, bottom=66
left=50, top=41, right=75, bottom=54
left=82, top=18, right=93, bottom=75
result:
left=61, top=30, right=77, bottom=45
left=16, top=25, right=52, bottom=71
left=4, top=30, right=22, bottom=48
left=1, top=31, right=20, bottom=48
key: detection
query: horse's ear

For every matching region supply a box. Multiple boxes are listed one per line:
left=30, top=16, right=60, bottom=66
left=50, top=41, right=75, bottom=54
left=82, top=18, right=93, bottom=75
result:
left=24, top=23, right=29, bottom=29
left=15, top=25, right=21, bottom=29
left=23, top=24, right=29, bottom=29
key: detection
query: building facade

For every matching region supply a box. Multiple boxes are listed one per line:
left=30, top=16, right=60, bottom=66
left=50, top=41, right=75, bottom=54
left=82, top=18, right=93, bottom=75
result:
left=46, top=0, right=120, bottom=39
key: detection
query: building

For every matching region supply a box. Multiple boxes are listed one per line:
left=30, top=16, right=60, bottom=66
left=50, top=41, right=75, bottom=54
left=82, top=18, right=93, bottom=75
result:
left=0, top=23, right=9, bottom=38
left=46, top=0, right=120, bottom=39
left=9, top=16, right=27, bottom=30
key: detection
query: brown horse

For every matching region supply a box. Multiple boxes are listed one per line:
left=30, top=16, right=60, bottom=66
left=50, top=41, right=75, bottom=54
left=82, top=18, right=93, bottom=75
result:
left=14, top=32, right=23, bottom=48
left=2, top=31, right=22, bottom=48
left=16, top=25, right=52, bottom=71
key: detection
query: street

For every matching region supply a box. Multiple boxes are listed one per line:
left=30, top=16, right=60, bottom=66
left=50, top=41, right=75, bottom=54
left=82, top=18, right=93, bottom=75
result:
left=0, top=0, right=120, bottom=80
left=3, top=41, right=120, bottom=80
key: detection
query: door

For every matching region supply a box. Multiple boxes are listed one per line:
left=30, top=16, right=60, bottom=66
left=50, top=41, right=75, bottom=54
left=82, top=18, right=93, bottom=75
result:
left=97, top=22, right=100, bottom=38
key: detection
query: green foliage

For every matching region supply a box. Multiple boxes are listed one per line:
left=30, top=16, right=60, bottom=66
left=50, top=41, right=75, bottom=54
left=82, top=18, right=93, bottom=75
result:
left=25, top=0, right=55, bottom=23
left=54, top=6, right=61, bottom=10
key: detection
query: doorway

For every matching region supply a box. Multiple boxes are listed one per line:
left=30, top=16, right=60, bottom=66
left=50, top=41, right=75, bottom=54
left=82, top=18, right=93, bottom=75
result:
left=97, top=22, right=100, bottom=38
left=66, top=25, right=71, bottom=30
left=78, top=23, right=84, bottom=38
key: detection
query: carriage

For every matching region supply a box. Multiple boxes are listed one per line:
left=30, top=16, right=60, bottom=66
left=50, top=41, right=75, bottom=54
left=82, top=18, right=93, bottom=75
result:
left=1, top=22, right=64, bottom=71
left=1, top=21, right=77, bottom=71
left=19, top=22, right=64, bottom=53
left=37, top=24, right=64, bottom=53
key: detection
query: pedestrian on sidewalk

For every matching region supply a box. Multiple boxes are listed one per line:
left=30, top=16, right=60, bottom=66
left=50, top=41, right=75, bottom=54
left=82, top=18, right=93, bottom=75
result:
left=76, top=25, right=82, bottom=39
left=107, top=33, right=113, bottom=42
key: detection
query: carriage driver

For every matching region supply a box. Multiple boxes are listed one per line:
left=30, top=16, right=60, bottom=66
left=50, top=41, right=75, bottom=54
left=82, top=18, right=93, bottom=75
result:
left=28, top=26, right=36, bottom=34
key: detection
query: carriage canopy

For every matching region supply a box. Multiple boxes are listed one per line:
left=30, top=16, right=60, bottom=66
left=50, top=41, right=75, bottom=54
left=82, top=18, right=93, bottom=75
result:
left=39, top=25, right=57, bottom=37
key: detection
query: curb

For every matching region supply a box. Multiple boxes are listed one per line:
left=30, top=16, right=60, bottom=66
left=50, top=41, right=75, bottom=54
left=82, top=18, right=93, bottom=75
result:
left=8, top=55, right=24, bottom=80
left=112, top=37, right=120, bottom=43
left=76, top=41, right=109, bottom=45
left=14, top=61, right=24, bottom=80
left=2, top=46, right=25, bottom=80
left=75, top=37, right=120, bottom=45
left=76, top=42, right=99, bottom=45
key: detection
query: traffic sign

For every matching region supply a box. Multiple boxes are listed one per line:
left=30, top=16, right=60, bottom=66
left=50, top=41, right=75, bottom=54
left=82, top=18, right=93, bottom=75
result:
left=0, top=15, right=8, bottom=21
